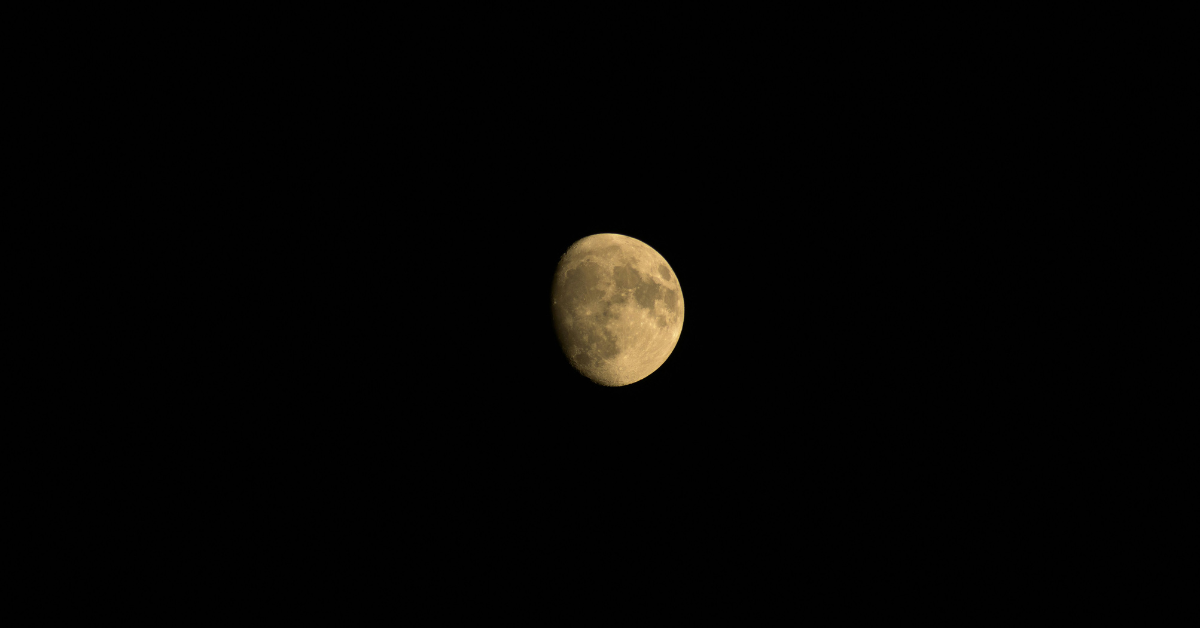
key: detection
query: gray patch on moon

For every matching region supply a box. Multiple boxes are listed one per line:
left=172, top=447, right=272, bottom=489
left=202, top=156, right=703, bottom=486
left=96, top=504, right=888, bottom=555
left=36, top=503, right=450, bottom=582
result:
left=613, top=263, right=640, bottom=290
left=634, top=276, right=661, bottom=309
left=662, top=287, right=679, bottom=312
left=658, top=264, right=672, bottom=281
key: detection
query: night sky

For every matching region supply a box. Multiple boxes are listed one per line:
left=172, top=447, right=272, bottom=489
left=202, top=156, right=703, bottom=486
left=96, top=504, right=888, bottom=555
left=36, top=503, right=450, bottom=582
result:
left=167, top=12, right=1074, bottom=602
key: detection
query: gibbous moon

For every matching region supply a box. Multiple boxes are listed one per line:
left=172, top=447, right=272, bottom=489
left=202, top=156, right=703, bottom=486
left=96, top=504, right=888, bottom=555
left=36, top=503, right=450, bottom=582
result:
left=551, top=233, right=684, bottom=386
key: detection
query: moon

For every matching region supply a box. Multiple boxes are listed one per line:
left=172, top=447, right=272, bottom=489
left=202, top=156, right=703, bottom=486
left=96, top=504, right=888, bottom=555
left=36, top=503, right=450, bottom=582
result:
left=551, top=233, right=684, bottom=386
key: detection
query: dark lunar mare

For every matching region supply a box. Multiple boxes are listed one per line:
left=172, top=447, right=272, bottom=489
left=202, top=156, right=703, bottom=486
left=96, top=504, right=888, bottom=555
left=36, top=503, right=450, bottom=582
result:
left=661, top=286, right=679, bottom=311
left=613, top=263, right=640, bottom=290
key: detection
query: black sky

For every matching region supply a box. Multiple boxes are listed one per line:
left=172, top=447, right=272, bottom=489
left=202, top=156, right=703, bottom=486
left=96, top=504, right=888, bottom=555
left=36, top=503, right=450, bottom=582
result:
left=167, top=13, right=1077, bottom=598
left=193, top=21, right=1053, bottom=480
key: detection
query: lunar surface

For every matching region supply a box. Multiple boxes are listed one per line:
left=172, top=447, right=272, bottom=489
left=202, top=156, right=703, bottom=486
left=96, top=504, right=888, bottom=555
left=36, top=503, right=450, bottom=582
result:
left=551, top=233, right=684, bottom=386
